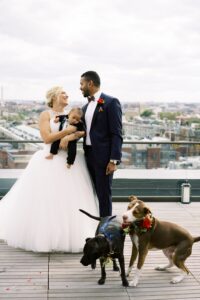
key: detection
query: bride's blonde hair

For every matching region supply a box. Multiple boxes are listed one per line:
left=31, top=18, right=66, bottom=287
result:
left=46, top=86, right=63, bottom=108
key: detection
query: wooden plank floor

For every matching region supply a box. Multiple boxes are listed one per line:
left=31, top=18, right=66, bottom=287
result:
left=0, top=202, right=200, bottom=299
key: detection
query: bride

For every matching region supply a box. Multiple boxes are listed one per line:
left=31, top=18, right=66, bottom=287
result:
left=0, top=86, right=98, bottom=252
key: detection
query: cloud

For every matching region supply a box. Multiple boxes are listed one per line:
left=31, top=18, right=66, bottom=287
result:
left=0, top=0, right=200, bottom=102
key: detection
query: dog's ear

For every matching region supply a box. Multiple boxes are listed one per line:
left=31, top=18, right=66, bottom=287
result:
left=85, top=238, right=91, bottom=242
left=143, top=207, right=152, bottom=216
left=129, top=195, right=137, bottom=202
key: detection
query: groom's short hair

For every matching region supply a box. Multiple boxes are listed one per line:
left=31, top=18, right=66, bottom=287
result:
left=81, top=71, right=101, bottom=87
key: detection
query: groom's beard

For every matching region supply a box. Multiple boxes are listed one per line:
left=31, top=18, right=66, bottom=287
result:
left=82, top=88, right=90, bottom=98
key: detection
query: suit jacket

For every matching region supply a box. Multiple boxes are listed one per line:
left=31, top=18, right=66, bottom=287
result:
left=82, top=92, right=123, bottom=167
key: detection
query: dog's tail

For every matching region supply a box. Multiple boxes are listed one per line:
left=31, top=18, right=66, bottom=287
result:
left=79, top=209, right=101, bottom=221
left=194, top=236, right=200, bottom=243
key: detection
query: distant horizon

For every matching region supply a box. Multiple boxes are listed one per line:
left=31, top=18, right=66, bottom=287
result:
left=1, top=97, right=200, bottom=105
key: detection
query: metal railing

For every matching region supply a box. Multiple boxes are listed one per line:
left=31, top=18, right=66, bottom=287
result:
left=1, top=139, right=200, bottom=201
left=1, top=139, right=200, bottom=170
left=1, top=139, right=200, bottom=145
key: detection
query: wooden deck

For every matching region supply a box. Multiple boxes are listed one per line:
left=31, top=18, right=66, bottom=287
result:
left=0, top=202, right=200, bottom=299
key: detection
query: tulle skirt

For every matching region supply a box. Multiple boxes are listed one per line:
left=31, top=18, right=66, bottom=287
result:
left=0, top=146, right=99, bottom=252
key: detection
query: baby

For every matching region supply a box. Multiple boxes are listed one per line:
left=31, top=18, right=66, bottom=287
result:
left=46, top=108, right=85, bottom=168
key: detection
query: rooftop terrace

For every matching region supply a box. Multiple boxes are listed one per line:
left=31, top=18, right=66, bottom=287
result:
left=0, top=201, right=200, bottom=299
left=1, top=139, right=200, bottom=298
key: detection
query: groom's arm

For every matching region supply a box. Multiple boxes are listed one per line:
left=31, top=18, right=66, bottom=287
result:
left=107, top=98, right=123, bottom=163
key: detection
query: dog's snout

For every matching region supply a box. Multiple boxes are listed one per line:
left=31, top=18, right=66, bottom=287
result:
left=80, top=257, right=89, bottom=266
left=123, top=215, right=128, bottom=222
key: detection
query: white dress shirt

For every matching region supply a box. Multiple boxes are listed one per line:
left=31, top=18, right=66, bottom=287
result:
left=85, top=90, right=101, bottom=145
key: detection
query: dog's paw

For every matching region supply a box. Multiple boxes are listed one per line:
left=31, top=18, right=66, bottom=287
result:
left=155, top=265, right=168, bottom=271
left=129, top=277, right=139, bottom=287
left=122, top=279, right=129, bottom=287
left=98, top=278, right=105, bottom=285
left=170, top=274, right=185, bottom=284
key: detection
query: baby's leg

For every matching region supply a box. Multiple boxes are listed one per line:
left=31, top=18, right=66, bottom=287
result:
left=45, top=153, right=54, bottom=159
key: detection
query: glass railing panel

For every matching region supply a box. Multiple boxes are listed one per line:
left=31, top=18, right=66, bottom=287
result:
left=120, top=142, right=200, bottom=169
left=0, top=140, right=43, bottom=169
left=0, top=140, right=200, bottom=170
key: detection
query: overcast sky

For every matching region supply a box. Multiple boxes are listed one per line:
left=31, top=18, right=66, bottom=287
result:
left=1, top=0, right=200, bottom=103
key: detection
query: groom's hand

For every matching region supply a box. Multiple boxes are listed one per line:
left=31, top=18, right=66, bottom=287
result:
left=106, top=162, right=117, bottom=175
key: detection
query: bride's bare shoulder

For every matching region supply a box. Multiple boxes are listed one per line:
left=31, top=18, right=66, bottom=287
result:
left=39, top=110, right=51, bottom=124
left=39, top=110, right=51, bottom=118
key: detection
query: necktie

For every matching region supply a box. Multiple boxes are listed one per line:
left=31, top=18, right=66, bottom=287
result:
left=87, top=96, right=95, bottom=102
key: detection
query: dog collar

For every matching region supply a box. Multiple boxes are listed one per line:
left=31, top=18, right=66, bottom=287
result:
left=133, top=215, right=154, bottom=234
left=123, top=215, right=154, bottom=235
left=97, top=233, right=114, bottom=256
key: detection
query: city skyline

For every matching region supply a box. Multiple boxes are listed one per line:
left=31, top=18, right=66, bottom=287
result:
left=1, top=0, right=200, bottom=103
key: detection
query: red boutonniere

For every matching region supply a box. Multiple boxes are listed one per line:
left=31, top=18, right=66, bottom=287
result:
left=97, top=98, right=105, bottom=112
left=97, top=98, right=105, bottom=105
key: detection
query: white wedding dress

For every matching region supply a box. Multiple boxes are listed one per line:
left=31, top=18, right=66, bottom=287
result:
left=0, top=111, right=99, bottom=252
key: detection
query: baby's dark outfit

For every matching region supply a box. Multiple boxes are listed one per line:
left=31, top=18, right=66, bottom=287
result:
left=50, top=115, right=85, bottom=165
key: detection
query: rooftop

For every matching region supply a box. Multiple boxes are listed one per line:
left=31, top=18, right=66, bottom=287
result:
left=0, top=201, right=200, bottom=299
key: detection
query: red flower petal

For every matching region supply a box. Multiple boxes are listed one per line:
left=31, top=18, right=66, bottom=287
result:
left=142, top=217, right=151, bottom=229
left=122, top=223, right=129, bottom=229
left=98, top=98, right=104, bottom=104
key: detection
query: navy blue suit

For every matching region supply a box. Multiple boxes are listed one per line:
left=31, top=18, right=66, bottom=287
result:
left=82, top=92, right=123, bottom=217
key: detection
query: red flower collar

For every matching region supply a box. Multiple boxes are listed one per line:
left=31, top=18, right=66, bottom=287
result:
left=122, top=215, right=153, bottom=234
left=141, top=216, right=152, bottom=230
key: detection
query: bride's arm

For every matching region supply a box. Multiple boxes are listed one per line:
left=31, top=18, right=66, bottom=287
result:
left=39, top=111, right=77, bottom=144
left=59, top=131, right=85, bottom=150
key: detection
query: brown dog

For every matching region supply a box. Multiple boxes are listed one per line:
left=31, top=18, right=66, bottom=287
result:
left=122, top=196, right=200, bottom=287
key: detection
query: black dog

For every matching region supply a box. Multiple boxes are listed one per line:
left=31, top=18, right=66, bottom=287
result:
left=80, top=209, right=128, bottom=286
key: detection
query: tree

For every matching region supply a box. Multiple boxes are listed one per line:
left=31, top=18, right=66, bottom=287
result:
left=159, top=112, right=180, bottom=120
left=140, top=109, right=153, bottom=118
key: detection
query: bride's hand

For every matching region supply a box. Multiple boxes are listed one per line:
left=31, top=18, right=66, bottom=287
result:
left=66, top=125, right=77, bottom=133
left=60, top=132, right=79, bottom=150
left=74, top=131, right=85, bottom=139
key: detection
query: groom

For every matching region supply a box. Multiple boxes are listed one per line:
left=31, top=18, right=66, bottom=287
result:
left=80, top=71, right=123, bottom=217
